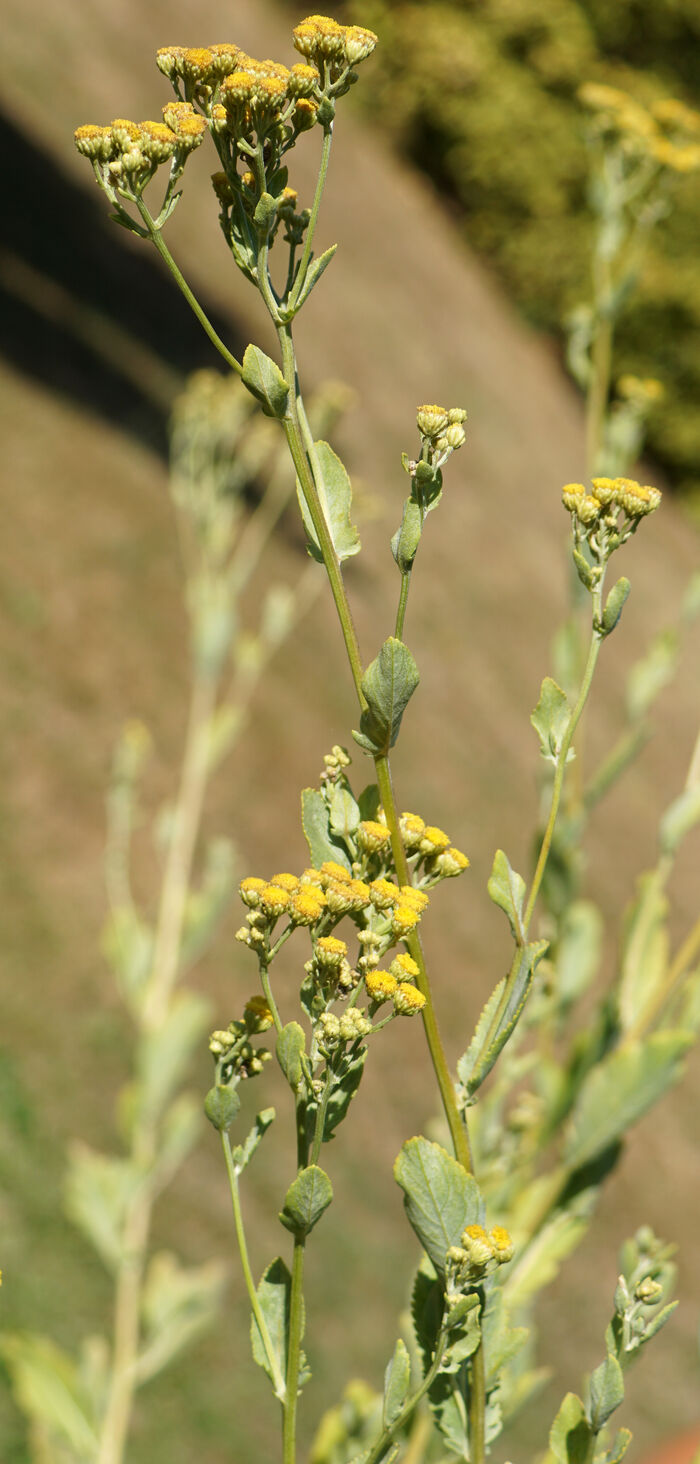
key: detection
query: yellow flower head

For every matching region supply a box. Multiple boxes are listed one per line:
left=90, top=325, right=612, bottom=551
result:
left=435, top=846, right=470, bottom=878
left=239, top=876, right=266, bottom=907
left=289, top=889, right=326, bottom=925
left=287, top=62, right=320, bottom=98
left=489, top=1226, right=514, bottom=1262
left=315, top=935, right=348, bottom=966
left=207, top=43, right=242, bottom=77
left=161, top=102, right=207, bottom=147
left=369, top=877, right=400, bottom=910
left=398, top=885, right=429, bottom=913
left=615, top=477, right=662, bottom=516
left=292, top=97, right=319, bottom=131
left=393, top=982, right=426, bottom=1015
left=319, top=860, right=352, bottom=886
left=390, top=952, right=420, bottom=980
left=259, top=883, right=291, bottom=918
left=270, top=872, right=300, bottom=892
left=74, top=123, right=114, bottom=160
left=400, top=811, right=426, bottom=848
left=357, top=819, right=392, bottom=854
left=139, top=120, right=178, bottom=162
left=391, top=903, right=422, bottom=936
left=590, top=476, right=618, bottom=506
left=420, top=826, right=450, bottom=855
left=365, top=969, right=398, bottom=1003
left=417, top=405, right=449, bottom=437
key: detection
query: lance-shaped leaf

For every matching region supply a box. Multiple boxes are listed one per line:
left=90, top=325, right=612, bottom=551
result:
left=301, top=788, right=352, bottom=871
left=394, top=1138, right=483, bottom=1277
left=564, top=1031, right=693, bottom=1171
left=277, top=1023, right=306, bottom=1091
left=531, top=677, right=572, bottom=765
left=233, top=1108, right=276, bottom=1174
left=487, top=849, right=526, bottom=941
left=0, top=1333, right=99, bottom=1458
left=601, top=577, right=631, bottom=636
left=618, top=874, right=669, bottom=1034
left=297, top=440, right=360, bottom=563
left=280, top=1164, right=333, bottom=1237
left=241, top=344, right=290, bottom=419
left=353, top=638, right=420, bottom=757
left=465, top=940, right=547, bottom=1097
left=383, top=1338, right=411, bottom=1429
left=323, top=1050, right=367, bottom=1141
left=250, top=1257, right=293, bottom=1397
left=587, top=1355, right=624, bottom=1431
left=294, top=243, right=338, bottom=311
left=549, top=1392, right=593, bottom=1464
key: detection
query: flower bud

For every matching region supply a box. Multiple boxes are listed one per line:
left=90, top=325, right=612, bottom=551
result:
left=417, top=404, right=449, bottom=437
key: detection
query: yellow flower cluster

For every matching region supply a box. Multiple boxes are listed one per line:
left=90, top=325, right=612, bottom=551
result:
left=562, top=476, right=662, bottom=524
left=447, top=1223, right=514, bottom=1284
left=399, top=811, right=470, bottom=882
left=579, top=82, right=700, bottom=174
left=416, top=404, right=467, bottom=454
left=292, top=15, right=377, bottom=69
left=74, top=107, right=206, bottom=198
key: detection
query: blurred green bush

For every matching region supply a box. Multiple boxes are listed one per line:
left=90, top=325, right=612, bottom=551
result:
left=341, top=0, right=700, bottom=503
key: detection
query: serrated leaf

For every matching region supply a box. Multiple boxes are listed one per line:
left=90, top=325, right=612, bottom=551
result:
left=137, top=1251, right=226, bottom=1385
left=383, top=1338, right=411, bottom=1428
left=301, top=788, right=352, bottom=871
left=277, top=1023, right=306, bottom=1091
left=0, top=1333, right=98, bottom=1458
left=323, top=1051, right=366, bottom=1141
left=564, top=1032, right=693, bottom=1171
left=353, top=638, right=419, bottom=757
left=588, top=1355, right=624, bottom=1430
left=280, top=1165, right=333, bottom=1237
left=233, top=1108, right=276, bottom=1174
left=531, top=677, right=572, bottom=764
left=550, top=1392, right=593, bottom=1464
left=250, top=1257, right=292, bottom=1397
left=295, top=243, right=338, bottom=310
left=64, top=1144, right=139, bottom=1272
left=329, top=784, right=361, bottom=839
left=428, top=1371, right=470, bottom=1457
left=395, top=1138, right=483, bottom=1277
left=241, top=344, right=289, bottom=419
left=297, top=439, right=360, bottom=563
left=465, top=940, right=547, bottom=1096
left=487, top=849, right=526, bottom=940
left=456, top=979, right=505, bottom=1092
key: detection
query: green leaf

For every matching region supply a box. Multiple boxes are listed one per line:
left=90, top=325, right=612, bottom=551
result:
left=481, top=1289, right=528, bottom=1390
left=253, top=190, right=278, bottom=233
left=383, top=1338, right=411, bottom=1428
left=573, top=547, right=596, bottom=591
left=241, top=344, right=289, bottom=420
left=411, top=1262, right=443, bottom=1374
left=601, top=577, right=631, bottom=636
left=294, top=243, right=338, bottom=310
left=329, top=784, right=361, bottom=839
left=659, top=783, right=700, bottom=855
left=428, top=1372, right=470, bottom=1457
left=588, top=1355, right=624, bottom=1431
left=64, top=1143, right=139, bottom=1272
left=413, top=459, right=443, bottom=510
left=557, top=901, right=603, bottom=1010
left=154, top=1092, right=201, bottom=1184
left=280, top=1164, right=333, bottom=1237
left=138, top=991, right=210, bottom=1123
left=391, top=498, right=423, bottom=572
left=353, top=638, right=420, bottom=757
left=456, top=978, right=504, bottom=1091
left=250, top=1257, right=292, bottom=1396
left=465, top=940, right=547, bottom=1096
left=531, top=677, right=572, bottom=764
left=323, top=1051, right=367, bottom=1141
left=597, top=1427, right=633, bottom=1464
left=394, top=1137, right=483, bottom=1277
left=233, top=1108, right=276, bottom=1174
left=626, top=629, right=679, bottom=722
left=137, top=1251, right=226, bottom=1385
left=297, top=440, right=360, bottom=563
left=487, top=849, right=526, bottom=940
left=549, top=1393, right=593, bottom=1464
left=358, top=783, right=381, bottom=822
left=277, top=1024, right=306, bottom=1091
left=0, top=1333, right=98, bottom=1458
left=301, top=788, right=352, bottom=871
left=504, top=1198, right=592, bottom=1311
left=618, top=874, right=669, bottom=1034
left=204, top=1083, right=241, bottom=1132
left=564, top=1032, right=693, bottom=1170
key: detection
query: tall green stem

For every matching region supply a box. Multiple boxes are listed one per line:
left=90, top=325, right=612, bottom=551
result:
left=283, top=1238, right=306, bottom=1464
left=288, top=126, right=334, bottom=313
left=395, top=571, right=412, bottom=640
left=222, top=1133, right=287, bottom=1401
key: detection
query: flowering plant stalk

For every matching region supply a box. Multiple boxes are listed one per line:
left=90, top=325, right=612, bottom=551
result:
left=3, top=13, right=700, bottom=1464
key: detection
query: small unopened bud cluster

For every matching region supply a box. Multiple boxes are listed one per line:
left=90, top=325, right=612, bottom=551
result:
left=562, top=475, right=661, bottom=570
left=415, top=405, right=467, bottom=467
left=320, top=743, right=352, bottom=786
left=446, top=1224, right=514, bottom=1293
left=316, top=1006, right=372, bottom=1050
left=208, top=1003, right=273, bottom=1079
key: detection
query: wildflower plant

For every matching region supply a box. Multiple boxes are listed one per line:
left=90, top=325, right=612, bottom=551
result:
left=3, top=13, right=700, bottom=1464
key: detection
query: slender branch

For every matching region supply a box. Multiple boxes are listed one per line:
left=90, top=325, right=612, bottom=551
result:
left=135, top=200, right=243, bottom=376
left=222, top=1132, right=287, bottom=1401
left=310, top=1077, right=333, bottom=1166
left=288, top=125, right=334, bottom=312
left=260, top=962, right=285, bottom=1037
left=395, top=572, right=412, bottom=640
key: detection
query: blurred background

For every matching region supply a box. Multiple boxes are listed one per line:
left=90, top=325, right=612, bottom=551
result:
left=1, top=0, right=699, bottom=1460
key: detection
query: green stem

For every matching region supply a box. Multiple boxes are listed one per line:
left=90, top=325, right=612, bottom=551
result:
left=260, top=962, right=284, bottom=1037
left=283, top=1237, right=306, bottom=1464
left=136, top=200, right=242, bottom=376
left=288, top=126, right=333, bottom=312
left=395, top=571, right=412, bottom=640
left=374, top=756, right=473, bottom=1174
left=222, top=1132, right=287, bottom=1401
left=310, top=1077, right=333, bottom=1165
